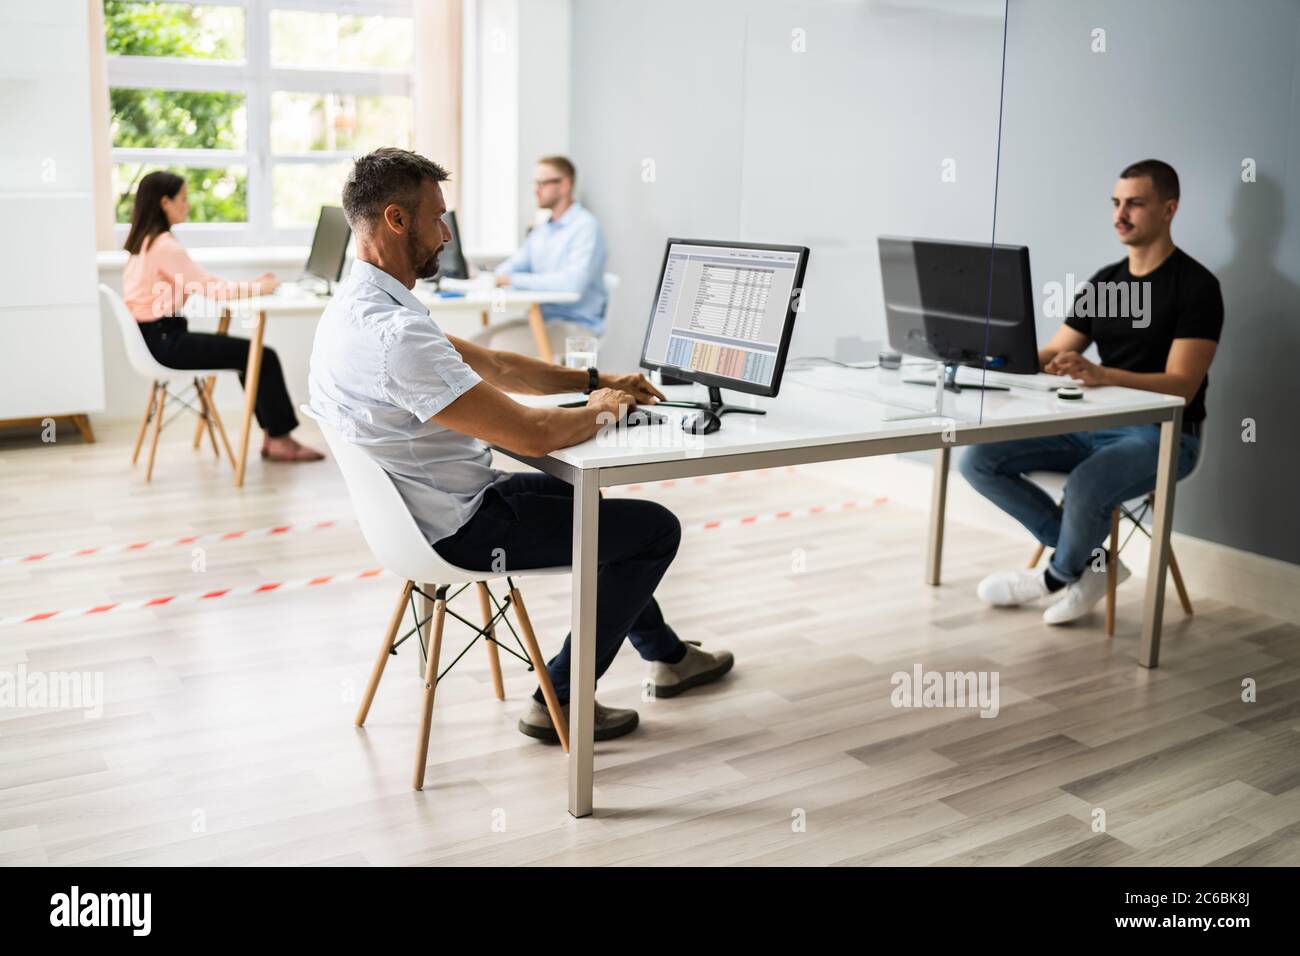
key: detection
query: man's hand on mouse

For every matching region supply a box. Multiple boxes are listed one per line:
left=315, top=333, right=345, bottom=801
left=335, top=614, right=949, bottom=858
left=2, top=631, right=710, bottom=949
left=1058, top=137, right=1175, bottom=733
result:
left=587, top=387, right=637, bottom=421
left=598, top=372, right=665, bottom=405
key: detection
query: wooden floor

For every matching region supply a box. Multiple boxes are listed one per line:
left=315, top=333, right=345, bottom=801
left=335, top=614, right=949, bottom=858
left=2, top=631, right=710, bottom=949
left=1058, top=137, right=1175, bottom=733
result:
left=1, top=416, right=1297, bottom=866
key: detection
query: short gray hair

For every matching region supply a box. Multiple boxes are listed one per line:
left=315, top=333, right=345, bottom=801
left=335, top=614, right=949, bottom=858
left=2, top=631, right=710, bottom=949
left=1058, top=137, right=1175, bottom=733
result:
left=342, top=148, right=450, bottom=231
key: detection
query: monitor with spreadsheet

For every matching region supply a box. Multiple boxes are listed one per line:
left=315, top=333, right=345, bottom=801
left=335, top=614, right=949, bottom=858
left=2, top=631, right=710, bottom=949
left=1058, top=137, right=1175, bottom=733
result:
left=639, top=239, right=809, bottom=409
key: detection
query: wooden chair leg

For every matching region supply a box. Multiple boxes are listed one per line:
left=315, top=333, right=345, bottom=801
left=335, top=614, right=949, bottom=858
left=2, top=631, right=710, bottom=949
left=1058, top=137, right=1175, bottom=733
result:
left=509, top=584, right=569, bottom=753
left=193, top=375, right=216, bottom=449
left=1027, top=542, right=1045, bottom=569
left=1167, top=548, right=1194, bottom=617
left=144, top=383, right=167, bottom=481
left=356, top=580, right=413, bottom=727
left=204, top=392, right=237, bottom=470
left=412, top=586, right=448, bottom=791
left=477, top=583, right=505, bottom=701
left=1105, top=506, right=1120, bottom=636
left=131, top=381, right=158, bottom=465
left=193, top=377, right=221, bottom=459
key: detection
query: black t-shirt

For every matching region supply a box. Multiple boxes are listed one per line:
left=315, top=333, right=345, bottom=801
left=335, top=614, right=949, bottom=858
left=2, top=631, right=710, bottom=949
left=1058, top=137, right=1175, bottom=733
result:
left=1064, top=247, right=1223, bottom=425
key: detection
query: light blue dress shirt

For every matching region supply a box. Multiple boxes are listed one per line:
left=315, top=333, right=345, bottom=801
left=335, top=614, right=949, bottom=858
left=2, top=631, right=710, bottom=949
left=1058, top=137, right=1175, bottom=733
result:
left=308, top=259, right=504, bottom=544
left=495, top=201, right=609, bottom=333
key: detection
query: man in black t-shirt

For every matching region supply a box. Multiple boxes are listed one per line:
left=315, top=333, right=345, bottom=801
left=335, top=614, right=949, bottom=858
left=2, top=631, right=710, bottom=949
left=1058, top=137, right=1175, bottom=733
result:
left=960, top=159, right=1223, bottom=626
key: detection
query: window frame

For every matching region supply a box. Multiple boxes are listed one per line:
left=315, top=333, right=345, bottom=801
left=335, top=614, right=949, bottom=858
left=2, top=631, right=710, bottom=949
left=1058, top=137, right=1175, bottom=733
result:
left=106, top=0, right=414, bottom=247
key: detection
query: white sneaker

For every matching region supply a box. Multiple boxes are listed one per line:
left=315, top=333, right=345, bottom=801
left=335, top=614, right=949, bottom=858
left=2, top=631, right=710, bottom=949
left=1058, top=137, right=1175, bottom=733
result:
left=976, top=568, right=1051, bottom=606
left=1042, top=560, right=1132, bottom=625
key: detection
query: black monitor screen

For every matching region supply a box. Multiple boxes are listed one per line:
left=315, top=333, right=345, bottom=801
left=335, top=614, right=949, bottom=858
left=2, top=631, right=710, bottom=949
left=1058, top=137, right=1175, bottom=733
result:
left=878, top=236, right=1037, bottom=374
left=436, top=210, right=468, bottom=280
left=304, top=206, right=352, bottom=283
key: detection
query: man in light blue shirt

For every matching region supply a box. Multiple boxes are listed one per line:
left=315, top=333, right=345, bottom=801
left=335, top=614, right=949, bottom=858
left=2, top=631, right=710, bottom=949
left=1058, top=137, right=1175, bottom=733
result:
left=484, top=155, right=608, bottom=357
left=309, top=148, right=734, bottom=746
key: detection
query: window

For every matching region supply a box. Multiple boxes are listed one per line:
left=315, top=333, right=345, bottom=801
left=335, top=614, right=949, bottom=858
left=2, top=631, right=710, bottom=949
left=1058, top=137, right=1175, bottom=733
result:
left=105, top=0, right=414, bottom=246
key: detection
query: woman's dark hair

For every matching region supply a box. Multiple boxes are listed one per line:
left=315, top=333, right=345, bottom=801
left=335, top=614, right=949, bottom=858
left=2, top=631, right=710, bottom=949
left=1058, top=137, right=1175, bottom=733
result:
left=123, top=170, right=186, bottom=255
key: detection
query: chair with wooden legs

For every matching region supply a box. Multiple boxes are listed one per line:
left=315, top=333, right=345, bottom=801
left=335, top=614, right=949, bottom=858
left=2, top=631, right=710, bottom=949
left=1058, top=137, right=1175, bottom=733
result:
left=1025, top=433, right=1205, bottom=635
left=301, top=406, right=570, bottom=791
left=101, top=284, right=236, bottom=481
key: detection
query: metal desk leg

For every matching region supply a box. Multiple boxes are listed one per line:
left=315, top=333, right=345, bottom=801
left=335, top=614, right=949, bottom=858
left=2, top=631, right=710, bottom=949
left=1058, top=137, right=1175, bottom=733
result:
left=233, top=309, right=266, bottom=488
left=569, top=468, right=599, bottom=817
left=1139, top=412, right=1181, bottom=668
left=927, top=446, right=950, bottom=585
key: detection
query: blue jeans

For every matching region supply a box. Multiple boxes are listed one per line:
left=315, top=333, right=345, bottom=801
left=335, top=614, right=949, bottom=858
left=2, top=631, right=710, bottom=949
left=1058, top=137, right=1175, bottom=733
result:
left=432, top=473, right=686, bottom=704
left=958, top=425, right=1201, bottom=583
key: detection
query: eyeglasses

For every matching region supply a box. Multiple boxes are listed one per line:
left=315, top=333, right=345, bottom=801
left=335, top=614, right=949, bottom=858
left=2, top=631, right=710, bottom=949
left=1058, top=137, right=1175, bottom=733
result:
left=533, top=177, right=563, bottom=187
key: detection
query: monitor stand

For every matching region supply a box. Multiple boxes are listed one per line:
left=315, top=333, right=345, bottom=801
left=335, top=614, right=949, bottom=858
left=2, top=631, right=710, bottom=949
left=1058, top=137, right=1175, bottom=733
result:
left=902, top=361, right=1010, bottom=393
left=655, top=385, right=766, bottom=418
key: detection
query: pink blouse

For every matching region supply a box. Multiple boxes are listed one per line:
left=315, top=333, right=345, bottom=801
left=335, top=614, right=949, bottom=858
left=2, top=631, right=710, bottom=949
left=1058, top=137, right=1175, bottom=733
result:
left=122, top=231, right=244, bottom=322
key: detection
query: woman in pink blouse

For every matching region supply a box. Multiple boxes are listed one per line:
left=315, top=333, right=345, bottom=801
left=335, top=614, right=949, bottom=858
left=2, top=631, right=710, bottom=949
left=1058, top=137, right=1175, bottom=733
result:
left=122, top=171, right=322, bottom=462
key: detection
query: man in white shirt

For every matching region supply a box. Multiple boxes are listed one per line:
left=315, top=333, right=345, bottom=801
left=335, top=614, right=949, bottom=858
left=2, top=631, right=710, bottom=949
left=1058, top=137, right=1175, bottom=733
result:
left=479, top=155, right=609, bottom=358
left=309, top=148, right=734, bottom=743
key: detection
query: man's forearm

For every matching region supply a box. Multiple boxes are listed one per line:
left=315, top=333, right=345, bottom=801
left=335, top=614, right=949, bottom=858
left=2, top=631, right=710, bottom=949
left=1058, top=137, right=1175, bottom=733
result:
left=482, top=348, right=588, bottom=395
left=1100, top=366, right=1199, bottom=402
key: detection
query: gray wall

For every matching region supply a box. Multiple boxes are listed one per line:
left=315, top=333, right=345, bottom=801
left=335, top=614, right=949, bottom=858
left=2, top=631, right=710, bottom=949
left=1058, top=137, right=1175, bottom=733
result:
left=996, top=0, right=1300, bottom=563
left=569, top=0, right=1300, bottom=566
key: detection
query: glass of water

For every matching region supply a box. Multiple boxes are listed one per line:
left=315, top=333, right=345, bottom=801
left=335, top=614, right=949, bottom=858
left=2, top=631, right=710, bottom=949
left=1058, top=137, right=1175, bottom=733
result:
left=564, top=335, right=598, bottom=370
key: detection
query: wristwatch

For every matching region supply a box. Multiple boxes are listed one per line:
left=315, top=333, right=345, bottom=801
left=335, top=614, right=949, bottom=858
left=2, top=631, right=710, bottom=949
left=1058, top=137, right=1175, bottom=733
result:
left=585, top=367, right=599, bottom=394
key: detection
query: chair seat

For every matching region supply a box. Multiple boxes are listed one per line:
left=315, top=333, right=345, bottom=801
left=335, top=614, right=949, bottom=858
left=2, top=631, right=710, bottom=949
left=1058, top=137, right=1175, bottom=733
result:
left=153, top=368, right=234, bottom=381
left=398, top=558, right=571, bottom=587
left=1024, top=470, right=1067, bottom=496
left=1025, top=470, right=1152, bottom=510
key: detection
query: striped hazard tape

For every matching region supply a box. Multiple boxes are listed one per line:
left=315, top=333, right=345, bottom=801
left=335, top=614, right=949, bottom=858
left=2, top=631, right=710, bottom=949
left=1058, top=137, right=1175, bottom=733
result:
left=621, top=466, right=799, bottom=494
left=0, top=568, right=385, bottom=627
left=1, top=468, right=805, bottom=570
left=683, top=497, right=887, bottom=534
left=0, top=497, right=887, bottom=626
left=0, top=519, right=349, bottom=569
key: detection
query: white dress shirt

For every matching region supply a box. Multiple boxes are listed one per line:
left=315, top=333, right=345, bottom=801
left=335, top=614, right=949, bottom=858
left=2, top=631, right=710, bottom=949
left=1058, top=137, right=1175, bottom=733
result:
left=308, top=259, right=504, bottom=544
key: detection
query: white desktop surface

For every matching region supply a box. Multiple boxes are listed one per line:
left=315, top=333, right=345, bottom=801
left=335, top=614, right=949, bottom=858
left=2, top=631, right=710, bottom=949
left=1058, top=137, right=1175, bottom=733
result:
left=221, top=283, right=579, bottom=316
left=497, top=366, right=1187, bottom=819
left=512, top=368, right=1185, bottom=471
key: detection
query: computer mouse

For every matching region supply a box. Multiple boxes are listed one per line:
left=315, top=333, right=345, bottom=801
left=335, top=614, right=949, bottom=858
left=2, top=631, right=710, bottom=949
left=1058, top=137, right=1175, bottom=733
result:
left=681, top=409, right=721, bottom=435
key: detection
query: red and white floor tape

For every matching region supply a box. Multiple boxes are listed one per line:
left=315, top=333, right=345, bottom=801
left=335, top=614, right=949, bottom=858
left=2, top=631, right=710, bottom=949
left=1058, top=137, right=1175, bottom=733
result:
left=1, top=493, right=888, bottom=627
left=0, top=519, right=348, bottom=568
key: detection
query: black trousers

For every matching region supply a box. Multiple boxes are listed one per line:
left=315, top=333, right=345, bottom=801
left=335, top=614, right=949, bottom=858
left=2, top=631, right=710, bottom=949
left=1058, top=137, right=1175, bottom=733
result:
left=433, top=473, right=687, bottom=704
left=139, top=316, right=299, bottom=437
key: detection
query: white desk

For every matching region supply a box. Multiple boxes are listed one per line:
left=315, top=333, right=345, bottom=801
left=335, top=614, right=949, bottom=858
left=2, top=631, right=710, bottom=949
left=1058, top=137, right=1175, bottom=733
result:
left=496, top=368, right=1187, bottom=817
left=205, top=285, right=580, bottom=486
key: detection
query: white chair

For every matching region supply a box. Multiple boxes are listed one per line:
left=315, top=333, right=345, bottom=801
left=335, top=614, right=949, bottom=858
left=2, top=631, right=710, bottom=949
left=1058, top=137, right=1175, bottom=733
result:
left=101, top=284, right=236, bottom=481
left=1024, top=429, right=1205, bottom=634
left=300, top=405, right=571, bottom=790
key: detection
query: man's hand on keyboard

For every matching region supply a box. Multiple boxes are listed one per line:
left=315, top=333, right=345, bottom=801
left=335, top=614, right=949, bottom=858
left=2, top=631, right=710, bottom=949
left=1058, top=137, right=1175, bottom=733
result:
left=1044, top=351, right=1108, bottom=386
left=600, top=372, right=665, bottom=405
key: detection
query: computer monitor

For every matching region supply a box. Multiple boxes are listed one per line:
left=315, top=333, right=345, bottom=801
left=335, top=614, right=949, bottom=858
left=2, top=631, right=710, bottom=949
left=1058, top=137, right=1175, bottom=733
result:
left=639, top=238, right=809, bottom=417
left=877, top=236, right=1039, bottom=392
left=435, top=209, right=469, bottom=281
left=304, top=205, right=351, bottom=289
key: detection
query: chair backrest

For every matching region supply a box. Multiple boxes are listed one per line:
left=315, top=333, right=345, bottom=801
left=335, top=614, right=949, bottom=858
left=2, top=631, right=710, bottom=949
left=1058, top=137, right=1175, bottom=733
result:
left=602, top=272, right=620, bottom=325
left=101, top=283, right=170, bottom=380
left=300, top=405, right=455, bottom=584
